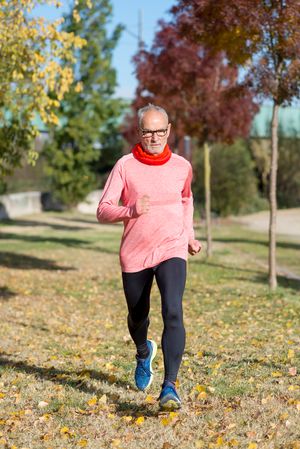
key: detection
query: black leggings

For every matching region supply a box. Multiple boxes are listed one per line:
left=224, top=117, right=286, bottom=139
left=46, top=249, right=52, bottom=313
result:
left=122, top=257, right=186, bottom=383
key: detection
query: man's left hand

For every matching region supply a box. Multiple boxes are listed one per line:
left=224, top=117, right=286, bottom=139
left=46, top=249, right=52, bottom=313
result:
left=188, top=239, right=202, bottom=256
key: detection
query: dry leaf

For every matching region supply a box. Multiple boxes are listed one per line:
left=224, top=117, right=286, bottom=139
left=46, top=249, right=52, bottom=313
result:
left=38, top=401, right=49, bottom=408
left=135, top=416, right=145, bottom=425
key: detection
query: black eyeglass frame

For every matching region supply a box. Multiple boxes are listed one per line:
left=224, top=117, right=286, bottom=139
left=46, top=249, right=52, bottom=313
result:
left=140, top=127, right=169, bottom=138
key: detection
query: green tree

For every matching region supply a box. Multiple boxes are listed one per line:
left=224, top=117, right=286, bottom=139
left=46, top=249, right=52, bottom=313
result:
left=0, top=0, right=87, bottom=180
left=193, top=140, right=264, bottom=217
left=43, top=0, right=124, bottom=207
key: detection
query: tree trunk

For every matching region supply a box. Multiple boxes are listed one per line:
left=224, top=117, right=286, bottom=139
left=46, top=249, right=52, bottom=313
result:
left=204, top=141, right=212, bottom=258
left=269, top=101, right=279, bottom=290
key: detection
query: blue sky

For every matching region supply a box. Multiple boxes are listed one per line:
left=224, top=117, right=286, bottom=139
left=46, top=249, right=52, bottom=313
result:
left=34, top=0, right=175, bottom=99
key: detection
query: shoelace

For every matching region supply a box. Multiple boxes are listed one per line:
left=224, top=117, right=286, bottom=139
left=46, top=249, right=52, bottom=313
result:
left=136, top=359, right=152, bottom=376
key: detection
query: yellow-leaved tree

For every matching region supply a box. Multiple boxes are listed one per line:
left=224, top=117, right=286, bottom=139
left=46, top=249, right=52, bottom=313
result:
left=0, top=0, right=89, bottom=179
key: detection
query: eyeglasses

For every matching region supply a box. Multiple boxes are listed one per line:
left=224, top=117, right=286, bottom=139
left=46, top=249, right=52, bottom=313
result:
left=140, top=128, right=168, bottom=138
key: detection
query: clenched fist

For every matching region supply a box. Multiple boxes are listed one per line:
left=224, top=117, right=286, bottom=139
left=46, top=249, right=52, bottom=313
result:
left=188, top=239, right=202, bottom=256
left=135, top=195, right=150, bottom=216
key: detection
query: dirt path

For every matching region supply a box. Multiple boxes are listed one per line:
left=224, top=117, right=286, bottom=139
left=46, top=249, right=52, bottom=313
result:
left=231, top=208, right=300, bottom=238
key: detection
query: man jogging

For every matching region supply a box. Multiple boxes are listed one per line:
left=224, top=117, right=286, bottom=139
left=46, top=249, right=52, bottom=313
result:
left=97, top=104, right=201, bottom=410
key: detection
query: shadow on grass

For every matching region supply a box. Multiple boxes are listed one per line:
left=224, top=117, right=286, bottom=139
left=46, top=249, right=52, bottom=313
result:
left=60, top=216, right=123, bottom=228
left=0, top=286, right=16, bottom=301
left=215, top=237, right=300, bottom=251
left=195, top=261, right=300, bottom=291
left=0, top=232, right=90, bottom=247
left=0, top=252, right=74, bottom=270
left=202, top=261, right=264, bottom=275
left=0, top=352, right=161, bottom=416
left=0, top=352, right=132, bottom=392
left=115, top=400, right=159, bottom=417
left=0, top=232, right=119, bottom=254
left=0, top=218, right=91, bottom=232
left=247, top=273, right=300, bottom=291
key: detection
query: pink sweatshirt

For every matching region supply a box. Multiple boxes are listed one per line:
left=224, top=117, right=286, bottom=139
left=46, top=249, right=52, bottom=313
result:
left=96, top=152, right=195, bottom=273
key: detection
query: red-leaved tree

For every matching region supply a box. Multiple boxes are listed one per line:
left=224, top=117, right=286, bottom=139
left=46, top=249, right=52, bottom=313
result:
left=173, top=0, right=300, bottom=287
left=125, top=21, right=257, bottom=257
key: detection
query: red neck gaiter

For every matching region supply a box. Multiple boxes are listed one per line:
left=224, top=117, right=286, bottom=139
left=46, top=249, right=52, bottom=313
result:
left=132, top=143, right=172, bottom=166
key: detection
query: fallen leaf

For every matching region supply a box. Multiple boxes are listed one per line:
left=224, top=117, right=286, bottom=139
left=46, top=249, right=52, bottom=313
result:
left=135, top=416, right=145, bottom=425
left=122, top=416, right=133, bottom=422
left=162, top=443, right=173, bottom=449
left=87, top=397, right=97, bottom=406
left=271, top=371, right=282, bottom=377
left=98, top=394, right=107, bottom=404
left=38, top=401, right=49, bottom=408
left=145, top=395, right=156, bottom=404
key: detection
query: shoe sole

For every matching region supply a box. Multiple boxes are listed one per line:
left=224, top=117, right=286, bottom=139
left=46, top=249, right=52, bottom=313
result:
left=159, top=399, right=181, bottom=411
left=143, top=339, right=157, bottom=391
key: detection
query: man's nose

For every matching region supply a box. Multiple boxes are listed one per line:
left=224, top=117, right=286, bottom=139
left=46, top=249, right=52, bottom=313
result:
left=151, top=132, right=159, bottom=141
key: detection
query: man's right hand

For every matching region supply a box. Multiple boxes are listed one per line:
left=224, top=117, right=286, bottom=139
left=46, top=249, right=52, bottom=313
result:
left=135, top=195, right=150, bottom=215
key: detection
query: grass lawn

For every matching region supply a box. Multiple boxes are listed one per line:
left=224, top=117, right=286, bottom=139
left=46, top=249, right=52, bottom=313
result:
left=0, top=212, right=299, bottom=449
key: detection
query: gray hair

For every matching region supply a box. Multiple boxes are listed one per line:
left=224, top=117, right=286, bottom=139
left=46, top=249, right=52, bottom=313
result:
left=137, top=103, right=169, bottom=128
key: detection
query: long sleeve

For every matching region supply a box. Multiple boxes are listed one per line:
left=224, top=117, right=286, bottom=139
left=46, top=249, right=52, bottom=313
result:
left=96, top=159, right=137, bottom=224
left=182, top=163, right=195, bottom=242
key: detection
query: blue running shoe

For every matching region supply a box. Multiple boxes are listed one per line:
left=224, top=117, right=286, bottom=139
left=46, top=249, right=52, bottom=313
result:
left=134, top=339, right=157, bottom=391
left=158, top=383, right=181, bottom=410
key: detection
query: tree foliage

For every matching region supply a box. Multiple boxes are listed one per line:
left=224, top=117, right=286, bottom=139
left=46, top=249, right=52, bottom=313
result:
left=173, top=0, right=300, bottom=104
left=173, top=0, right=300, bottom=288
left=193, top=140, right=264, bottom=216
left=128, top=21, right=257, bottom=147
left=0, top=0, right=87, bottom=177
left=43, top=0, right=124, bottom=207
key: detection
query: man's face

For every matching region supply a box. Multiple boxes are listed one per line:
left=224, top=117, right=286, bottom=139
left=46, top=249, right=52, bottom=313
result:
left=139, top=110, right=171, bottom=155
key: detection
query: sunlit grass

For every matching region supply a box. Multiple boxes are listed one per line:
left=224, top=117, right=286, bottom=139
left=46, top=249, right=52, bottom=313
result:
left=0, top=212, right=299, bottom=448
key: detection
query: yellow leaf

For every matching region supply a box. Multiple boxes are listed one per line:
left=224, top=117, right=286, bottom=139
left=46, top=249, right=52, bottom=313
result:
left=248, top=443, right=258, bottom=449
left=145, top=395, right=156, bottom=404
left=108, top=413, right=116, bottom=419
left=60, top=427, right=69, bottom=434
left=122, top=416, right=133, bottom=422
left=216, top=436, right=224, bottom=446
left=135, top=416, right=145, bottom=425
left=195, top=384, right=206, bottom=393
left=161, top=417, right=171, bottom=426
left=197, top=351, right=204, bottom=358
left=0, top=393, right=5, bottom=399
left=111, top=439, right=121, bottom=447
left=229, top=439, right=239, bottom=447
left=288, top=349, right=295, bottom=359
left=271, top=371, right=282, bottom=377
left=78, top=440, right=88, bottom=447
left=87, top=397, right=97, bottom=406
left=197, top=391, right=207, bottom=400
